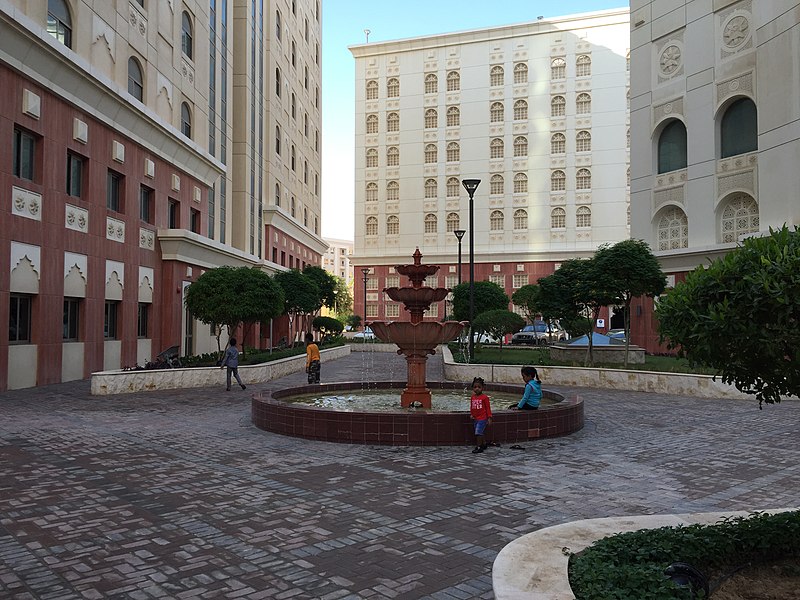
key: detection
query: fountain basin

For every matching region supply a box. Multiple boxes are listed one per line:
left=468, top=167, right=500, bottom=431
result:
left=252, top=381, right=583, bottom=446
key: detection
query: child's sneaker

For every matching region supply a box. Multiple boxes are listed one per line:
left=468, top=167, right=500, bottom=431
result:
left=471, top=446, right=484, bottom=454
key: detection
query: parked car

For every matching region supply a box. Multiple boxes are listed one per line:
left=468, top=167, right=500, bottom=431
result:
left=511, top=321, right=569, bottom=345
left=454, top=332, right=500, bottom=344
left=353, top=327, right=377, bottom=341
left=607, top=328, right=626, bottom=342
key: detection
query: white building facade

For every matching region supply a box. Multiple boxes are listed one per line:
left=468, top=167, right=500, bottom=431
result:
left=629, top=0, right=800, bottom=351
left=349, top=9, right=631, bottom=322
left=322, top=237, right=354, bottom=285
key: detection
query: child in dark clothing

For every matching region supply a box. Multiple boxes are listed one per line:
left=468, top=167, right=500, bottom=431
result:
left=469, top=377, right=492, bottom=454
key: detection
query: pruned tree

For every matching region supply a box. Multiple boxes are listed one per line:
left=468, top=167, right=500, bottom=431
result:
left=275, top=269, right=320, bottom=344
left=472, top=309, right=525, bottom=353
left=511, top=284, right=542, bottom=325
left=450, top=280, right=510, bottom=345
left=312, top=315, right=344, bottom=342
left=657, top=225, right=800, bottom=407
left=303, top=265, right=338, bottom=315
left=594, top=239, right=666, bottom=366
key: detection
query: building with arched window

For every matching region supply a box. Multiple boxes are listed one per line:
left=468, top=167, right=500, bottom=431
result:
left=350, top=9, right=630, bottom=324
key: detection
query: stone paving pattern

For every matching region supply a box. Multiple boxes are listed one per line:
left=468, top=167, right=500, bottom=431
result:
left=1, top=351, right=799, bottom=599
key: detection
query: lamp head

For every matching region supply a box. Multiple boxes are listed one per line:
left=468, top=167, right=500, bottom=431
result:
left=461, top=179, right=481, bottom=195
left=454, top=229, right=466, bottom=241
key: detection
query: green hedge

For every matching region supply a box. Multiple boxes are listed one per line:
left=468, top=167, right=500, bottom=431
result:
left=181, top=338, right=345, bottom=367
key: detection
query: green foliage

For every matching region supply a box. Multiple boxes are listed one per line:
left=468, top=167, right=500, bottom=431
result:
left=347, top=314, right=362, bottom=330
left=569, top=510, right=800, bottom=599
left=332, top=277, right=353, bottom=317
left=472, top=310, right=525, bottom=352
left=312, top=315, right=344, bottom=341
left=303, top=265, right=338, bottom=312
left=657, top=226, right=800, bottom=406
left=275, top=269, right=320, bottom=316
left=451, top=281, right=510, bottom=322
left=511, top=284, right=542, bottom=324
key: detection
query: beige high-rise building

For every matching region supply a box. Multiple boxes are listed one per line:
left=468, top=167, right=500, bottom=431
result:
left=349, top=9, right=630, bottom=323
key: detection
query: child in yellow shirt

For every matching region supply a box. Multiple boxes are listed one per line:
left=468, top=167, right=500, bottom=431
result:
left=305, top=332, right=321, bottom=384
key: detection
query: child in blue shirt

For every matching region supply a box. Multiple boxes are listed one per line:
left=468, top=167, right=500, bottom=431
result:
left=514, top=366, right=541, bottom=410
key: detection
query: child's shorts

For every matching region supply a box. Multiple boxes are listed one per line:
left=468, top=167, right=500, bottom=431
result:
left=474, top=419, right=489, bottom=435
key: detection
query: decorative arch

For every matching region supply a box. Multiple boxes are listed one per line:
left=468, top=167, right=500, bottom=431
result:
left=655, top=206, right=688, bottom=251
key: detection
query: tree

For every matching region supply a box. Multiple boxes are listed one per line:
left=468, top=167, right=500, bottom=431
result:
left=657, top=226, right=800, bottom=407
left=594, top=239, right=666, bottom=366
left=450, top=281, right=509, bottom=322
left=312, top=316, right=344, bottom=342
left=472, top=310, right=525, bottom=353
left=275, top=269, right=320, bottom=344
left=332, top=276, right=353, bottom=318
left=303, top=265, right=338, bottom=314
left=184, top=266, right=284, bottom=355
left=511, top=284, right=542, bottom=324
left=346, top=314, right=362, bottom=331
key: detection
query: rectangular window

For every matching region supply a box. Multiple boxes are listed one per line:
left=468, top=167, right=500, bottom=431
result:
left=489, top=275, right=505, bottom=287
left=385, top=303, right=400, bottom=318
left=104, top=301, right=119, bottom=339
left=107, top=170, right=122, bottom=212
left=140, top=185, right=153, bottom=223
left=513, top=274, right=529, bottom=289
left=366, top=277, right=378, bottom=291
left=190, top=208, right=201, bottom=233
left=386, top=275, right=399, bottom=288
left=445, top=275, right=459, bottom=289
left=63, top=298, right=80, bottom=341
left=13, top=128, right=36, bottom=181
left=137, top=303, right=149, bottom=338
left=426, top=303, right=439, bottom=318
left=168, top=198, right=179, bottom=228
left=9, top=294, right=31, bottom=343
left=366, top=304, right=378, bottom=318
left=66, top=153, right=83, bottom=197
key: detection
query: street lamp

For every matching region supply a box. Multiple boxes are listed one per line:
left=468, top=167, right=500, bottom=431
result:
left=462, top=179, right=481, bottom=359
left=361, top=267, right=370, bottom=330
left=453, top=229, right=466, bottom=285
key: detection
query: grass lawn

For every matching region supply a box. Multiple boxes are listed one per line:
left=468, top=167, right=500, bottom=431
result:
left=448, top=343, right=716, bottom=375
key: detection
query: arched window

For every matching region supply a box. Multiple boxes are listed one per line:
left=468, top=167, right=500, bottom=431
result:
left=366, top=80, right=378, bottom=100
left=514, top=63, right=528, bottom=84
left=513, top=209, right=528, bottom=230
left=551, top=133, right=566, bottom=154
left=128, top=57, right=144, bottom=101
left=576, top=54, right=591, bottom=77
left=551, top=95, right=566, bottom=117
left=424, top=213, right=437, bottom=234
left=576, top=93, right=591, bottom=114
left=387, top=146, right=399, bottom=167
left=576, top=206, right=592, bottom=228
left=721, top=194, right=759, bottom=243
left=721, top=98, right=757, bottom=158
left=490, top=210, right=504, bottom=231
left=275, top=10, right=281, bottom=40
left=576, top=130, right=592, bottom=152
left=365, top=148, right=378, bottom=168
left=576, top=168, right=591, bottom=190
left=514, top=100, right=528, bottom=121
left=514, top=173, right=528, bottom=193
left=386, top=215, right=399, bottom=235
left=627, top=128, right=631, bottom=148
left=425, top=73, right=438, bottom=94
left=366, top=114, right=378, bottom=134
left=446, top=212, right=460, bottom=232
left=490, top=138, right=504, bottom=159
left=446, top=71, right=460, bottom=91
left=386, top=180, right=399, bottom=201
left=514, top=136, right=528, bottom=157
left=365, top=216, right=378, bottom=236
left=365, top=182, right=378, bottom=202
left=291, top=145, right=296, bottom=170
left=387, top=77, right=400, bottom=98
left=490, top=174, right=504, bottom=195
left=551, top=58, right=566, bottom=80
left=627, top=167, right=631, bottom=187
left=551, top=207, right=566, bottom=229
left=181, top=102, right=192, bottom=138
left=490, top=65, right=504, bottom=86
left=490, top=102, right=504, bottom=123
left=446, top=142, right=460, bottom=162
left=291, top=196, right=296, bottom=217
left=275, top=125, right=281, bottom=155
left=424, top=143, right=437, bottom=164
left=658, top=120, right=687, bottom=173
left=291, top=40, right=296, bottom=67
left=551, top=170, right=566, bottom=191
left=657, top=207, right=689, bottom=250
left=275, top=183, right=281, bottom=206
left=181, top=11, right=193, bottom=59
left=446, top=177, right=459, bottom=197
left=304, top=207, right=308, bottom=226
left=291, top=93, right=296, bottom=119
left=275, top=67, right=281, bottom=96
left=446, top=106, right=460, bottom=127
left=387, top=112, right=399, bottom=132
left=47, top=0, right=72, bottom=48
left=425, top=108, right=438, bottom=129
left=424, top=178, right=437, bottom=199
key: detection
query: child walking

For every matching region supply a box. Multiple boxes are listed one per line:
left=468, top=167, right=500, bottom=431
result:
left=513, top=366, right=542, bottom=410
left=469, top=377, right=492, bottom=454
left=305, top=332, right=321, bottom=384
left=220, top=338, right=246, bottom=391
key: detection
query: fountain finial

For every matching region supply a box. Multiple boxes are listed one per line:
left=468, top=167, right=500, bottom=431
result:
left=412, top=248, right=422, bottom=266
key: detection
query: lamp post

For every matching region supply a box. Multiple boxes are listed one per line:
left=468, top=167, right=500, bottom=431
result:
left=461, top=179, right=481, bottom=359
left=361, top=267, right=370, bottom=330
left=453, top=229, right=465, bottom=285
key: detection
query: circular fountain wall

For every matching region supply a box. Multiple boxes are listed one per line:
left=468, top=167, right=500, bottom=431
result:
left=251, top=381, right=583, bottom=446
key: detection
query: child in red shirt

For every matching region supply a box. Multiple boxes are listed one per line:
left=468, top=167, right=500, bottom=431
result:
left=469, top=377, right=492, bottom=454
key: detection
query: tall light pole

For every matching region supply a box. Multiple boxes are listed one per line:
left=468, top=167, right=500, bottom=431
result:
left=461, top=179, right=481, bottom=359
left=454, top=229, right=465, bottom=285
left=361, top=267, right=370, bottom=330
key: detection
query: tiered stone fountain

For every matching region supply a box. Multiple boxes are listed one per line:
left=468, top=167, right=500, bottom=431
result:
left=368, top=249, right=466, bottom=409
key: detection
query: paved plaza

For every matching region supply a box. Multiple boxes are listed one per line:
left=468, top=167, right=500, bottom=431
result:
left=1, top=351, right=799, bottom=600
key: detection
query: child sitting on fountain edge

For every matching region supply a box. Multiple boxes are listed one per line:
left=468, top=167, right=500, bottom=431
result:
left=469, top=377, right=492, bottom=454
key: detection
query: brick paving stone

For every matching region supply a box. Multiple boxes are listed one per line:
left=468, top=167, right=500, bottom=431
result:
left=1, top=351, right=799, bottom=599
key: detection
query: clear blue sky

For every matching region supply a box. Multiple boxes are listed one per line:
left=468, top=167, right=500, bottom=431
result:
left=319, top=1, right=625, bottom=241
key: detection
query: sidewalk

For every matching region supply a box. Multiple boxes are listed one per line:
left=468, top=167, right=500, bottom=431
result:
left=1, top=351, right=798, bottom=599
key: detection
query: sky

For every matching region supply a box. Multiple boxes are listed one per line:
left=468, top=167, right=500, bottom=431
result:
left=319, top=0, right=625, bottom=241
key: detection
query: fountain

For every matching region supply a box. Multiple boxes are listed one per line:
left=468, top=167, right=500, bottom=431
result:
left=251, top=252, right=584, bottom=446
left=368, top=249, right=466, bottom=408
